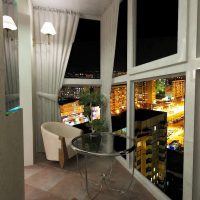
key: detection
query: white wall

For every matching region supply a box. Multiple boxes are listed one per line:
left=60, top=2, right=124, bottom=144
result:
left=0, top=111, right=24, bottom=200
left=18, top=0, right=34, bottom=166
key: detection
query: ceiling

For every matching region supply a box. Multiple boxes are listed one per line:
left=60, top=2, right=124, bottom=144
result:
left=31, top=0, right=113, bottom=19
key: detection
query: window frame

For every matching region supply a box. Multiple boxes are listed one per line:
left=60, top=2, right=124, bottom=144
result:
left=128, top=0, right=188, bottom=75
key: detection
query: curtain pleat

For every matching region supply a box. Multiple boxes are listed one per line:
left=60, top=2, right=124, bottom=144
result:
left=33, top=7, right=79, bottom=152
left=3, top=2, right=19, bottom=110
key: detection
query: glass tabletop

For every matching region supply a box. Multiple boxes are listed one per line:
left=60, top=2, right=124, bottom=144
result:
left=71, top=132, right=135, bottom=157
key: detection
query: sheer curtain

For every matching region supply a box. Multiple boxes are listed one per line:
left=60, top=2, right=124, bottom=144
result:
left=33, top=7, right=79, bottom=152
left=101, top=0, right=120, bottom=131
left=3, top=1, right=19, bottom=110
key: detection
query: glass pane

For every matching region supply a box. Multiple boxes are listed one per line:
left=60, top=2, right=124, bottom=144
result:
left=110, top=84, right=127, bottom=158
left=136, top=0, right=178, bottom=66
left=65, top=19, right=100, bottom=79
left=113, top=0, right=127, bottom=78
left=134, top=76, right=185, bottom=200
left=58, top=85, right=100, bottom=132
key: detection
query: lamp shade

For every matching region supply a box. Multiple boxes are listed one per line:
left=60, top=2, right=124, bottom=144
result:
left=3, top=15, right=17, bottom=30
left=41, top=22, right=56, bottom=35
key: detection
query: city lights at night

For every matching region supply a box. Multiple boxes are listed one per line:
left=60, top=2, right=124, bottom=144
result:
left=110, top=76, right=185, bottom=198
left=110, top=76, right=185, bottom=151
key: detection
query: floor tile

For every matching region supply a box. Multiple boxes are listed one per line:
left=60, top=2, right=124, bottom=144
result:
left=26, top=167, right=66, bottom=191
left=25, top=184, right=64, bottom=200
left=24, top=165, right=44, bottom=179
left=49, top=172, right=87, bottom=200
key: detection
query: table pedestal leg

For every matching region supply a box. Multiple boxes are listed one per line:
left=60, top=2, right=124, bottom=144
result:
left=76, top=155, right=135, bottom=199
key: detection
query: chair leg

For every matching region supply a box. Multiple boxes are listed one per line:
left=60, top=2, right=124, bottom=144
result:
left=59, top=137, right=67, bottom=168
left=59, top=148, right=65, bottom=168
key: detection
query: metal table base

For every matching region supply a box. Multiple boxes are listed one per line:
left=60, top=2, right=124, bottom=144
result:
left=76, top=154, right=135, bottom=200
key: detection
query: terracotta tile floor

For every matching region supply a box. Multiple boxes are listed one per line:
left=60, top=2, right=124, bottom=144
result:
left=25, top=153, right=156, bottom=200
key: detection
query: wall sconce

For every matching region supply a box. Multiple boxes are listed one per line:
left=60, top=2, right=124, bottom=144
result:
left=3, top=15, right=17, bottom=30
left=41, top=22, right=56, bottom=45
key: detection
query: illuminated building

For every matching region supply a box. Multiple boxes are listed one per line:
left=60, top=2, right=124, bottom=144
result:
left=58, top=86, right=101, bottom=126
left=172, top=80, right=185, bottom=99
left=135, top=80, right=156, bottom=108
left=110, top=85, right=127, bottom=115
left=135, top=109, right=167, bottom=189
left=59, top=100, right=83, bottom=117
left=59, top=100, right=88, bottom=126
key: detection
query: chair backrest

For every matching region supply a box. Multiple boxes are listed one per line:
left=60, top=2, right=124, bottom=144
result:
left=41, top=122, right=83, bottom=138
left=41, top=122, right=83, bottom=161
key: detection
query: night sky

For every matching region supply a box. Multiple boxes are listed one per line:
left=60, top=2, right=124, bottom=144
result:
left=136, top=0, right=178, bottom=65
left=66, top=0, right=178, bottom=74
left=113, top=0, right=127, bottom=72
left=66, top=0, right=128, bottom=75
left=66, top=19, right=100, bottom=73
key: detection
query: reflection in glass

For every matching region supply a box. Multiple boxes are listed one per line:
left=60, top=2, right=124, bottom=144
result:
left=3, top=0, right=19, bottom=111
left=134, top=76, right=185, bottom=200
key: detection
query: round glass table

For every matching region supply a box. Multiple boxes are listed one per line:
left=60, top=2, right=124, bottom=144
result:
left=71, top=132, right=135, bottom=199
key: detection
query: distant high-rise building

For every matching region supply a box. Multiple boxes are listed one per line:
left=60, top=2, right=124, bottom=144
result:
left=135, top=80, right=156, bottom=107
left=172, top=80, right=185, bottom=99
left=135, top=109, right=167, bottom=189
left=110, top=85, right=127, bottom=115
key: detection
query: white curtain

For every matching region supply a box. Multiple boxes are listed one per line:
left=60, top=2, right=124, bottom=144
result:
left=101, top=0, right=120, bottom=131
left=33, top=7, right=79, bottom=151
left=3, top=2, right=19, bottom=110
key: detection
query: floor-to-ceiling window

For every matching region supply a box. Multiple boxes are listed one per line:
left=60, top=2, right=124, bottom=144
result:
left=134, top=75, right=185, bottom=200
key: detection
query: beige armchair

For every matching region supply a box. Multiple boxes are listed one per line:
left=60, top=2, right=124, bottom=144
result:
left=41, top=122, right=83, bottom=168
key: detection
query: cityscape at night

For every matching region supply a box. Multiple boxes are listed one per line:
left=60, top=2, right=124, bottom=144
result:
left=58, top=86, right=100, bottom=127
left=59, top=76, right=185, bottom=153
left=110, top=76, right=185, bottom=200
left=135, top=77, right=185, bottom=151
left=110, top=77, right=185, bottom=152
left=65, top=71, right=100, bottom=79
